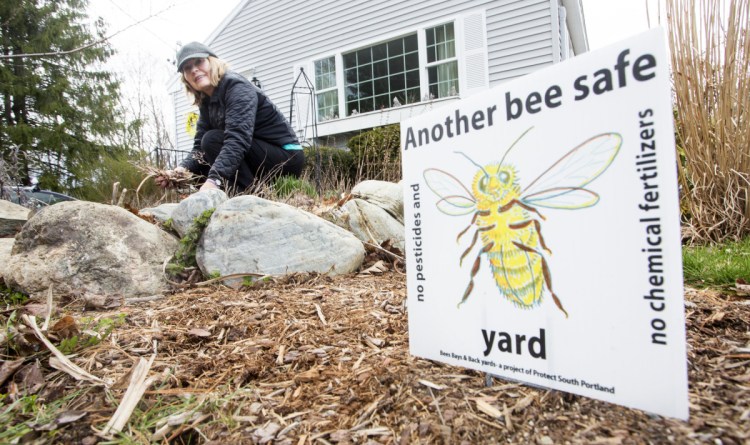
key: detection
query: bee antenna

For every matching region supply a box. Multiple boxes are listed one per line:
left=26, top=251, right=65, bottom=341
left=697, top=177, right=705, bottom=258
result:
left=454, top=151, right=490, bottom=178
left=499, top=127, right=534, bottom=165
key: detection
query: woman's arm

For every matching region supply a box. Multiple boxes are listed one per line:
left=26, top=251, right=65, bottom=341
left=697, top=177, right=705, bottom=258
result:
left=207, top=80, right=258, bottom=182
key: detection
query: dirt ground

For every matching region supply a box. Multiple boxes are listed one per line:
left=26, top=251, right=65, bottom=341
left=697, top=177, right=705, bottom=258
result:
left=2, top=268, right=749, bottom=444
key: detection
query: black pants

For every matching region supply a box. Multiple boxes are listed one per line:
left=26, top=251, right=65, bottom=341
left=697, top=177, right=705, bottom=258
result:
left=197, top=129, right=305, bottom=191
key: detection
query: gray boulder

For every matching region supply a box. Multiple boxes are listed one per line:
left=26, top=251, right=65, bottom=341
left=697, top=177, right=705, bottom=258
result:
left=4, top=201, right=179, bottom=298
left=0, top=199, right=31, bottom=237
left=0, top=238, right=14, bottom=281
left=352, top=180, right=404, bottom=223
left=171, top=189, right=227, bottom=237
left=337, top=198, right=405, bottom=251
left=198, top=195, right=364, bottom=279
left=139, top=203, right=179, bottom=224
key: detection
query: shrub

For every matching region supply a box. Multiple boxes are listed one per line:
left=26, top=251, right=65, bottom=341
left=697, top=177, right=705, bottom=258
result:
left=302, top=145, right=357, bottom=196
left=347, top=124, right=401, bottom=183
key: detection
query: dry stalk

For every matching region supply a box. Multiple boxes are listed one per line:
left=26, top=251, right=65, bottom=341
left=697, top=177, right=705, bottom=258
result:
left=668, top=0, right=750, bottom=242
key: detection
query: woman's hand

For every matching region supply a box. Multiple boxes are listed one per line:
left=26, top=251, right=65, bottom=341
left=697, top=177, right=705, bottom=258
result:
left=155, top=167, right=188, bottom=188
left=200, top=179, right=220, bottom=191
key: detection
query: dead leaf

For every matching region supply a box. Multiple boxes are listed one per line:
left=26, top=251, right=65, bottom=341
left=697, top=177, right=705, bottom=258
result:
left=50, top=315, right=80, bottom=339
left=14, top=360, right=45, bottom=395
left=0, top=358, right=25, bottom=387
left=55, top=410, right=88, bottom=425
left=359, top=260, right=389, bottom=276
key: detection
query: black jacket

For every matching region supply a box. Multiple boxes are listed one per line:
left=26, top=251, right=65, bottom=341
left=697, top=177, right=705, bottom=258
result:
left=181, top=71, right=299, bottom=181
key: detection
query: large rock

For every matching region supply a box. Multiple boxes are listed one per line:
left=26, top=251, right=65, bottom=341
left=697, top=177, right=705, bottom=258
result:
left=5, top=201, right=179, bottom=298
left=139, top=203, right=179, bottom=224
left=171, top=189, right=227, bottom=237
left=198, top=195, right=365, bottom=278
left=0, top=238, right=14, bottom=281
left=352, top=180, right=404, bottom=223
left=336, top=198, right=405, bottom=250
left=0, top=199, right=31, bottom=237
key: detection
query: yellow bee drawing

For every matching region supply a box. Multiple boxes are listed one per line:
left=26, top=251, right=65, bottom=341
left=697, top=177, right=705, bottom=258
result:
left=423, top=129, right=622, bottom=317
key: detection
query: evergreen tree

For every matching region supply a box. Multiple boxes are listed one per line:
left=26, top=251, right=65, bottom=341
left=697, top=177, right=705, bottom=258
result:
left=0, top=0, right=124, bottom=194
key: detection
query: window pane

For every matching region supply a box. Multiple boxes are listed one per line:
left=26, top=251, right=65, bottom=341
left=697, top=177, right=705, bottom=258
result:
left=374, top=77, right=389, bottom=95
left=390, top=73, right=405, bottom=91
left=360, top=98, right=374, bottom=113
left=314, top=56, right=336, bottom=91
left=406, top=87, right=420, bottom=104
left=388, top=56, right=404, bottom=73
left=346, top=85, right=358, bottom=101
left=357, top=64, right=372, bottom=82
left=372, top=43, right=387, bottom=61
left=359, top=80, right=373, bottom=98
left=347, top=100, right=358, bottom=115
left=345, top=68, right=357, bottom=84
left=357, top=48, right=371, bottom=64
left=344, top=33, right=422, bottom=116
left=404, top=34, right=418, bottom=52
left=388, top=39, right=403, bottom=56
left=375, top=94, right=389, bottom=110
left=343, top=52, right=356, bottom=69
left=428, top=61, right=459, bottom=98
left=405, top=52, right=419, bottom=71
left=426, top=22, right=456, bottom=62
left=373, top=60, right=388, bottom=78
left=316, top=90, right=338, bottom=122
left=406, top=69, right=420, bottom=88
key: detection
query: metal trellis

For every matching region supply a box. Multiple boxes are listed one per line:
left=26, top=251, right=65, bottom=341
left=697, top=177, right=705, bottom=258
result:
left=289, top=67, right=321, bottom=197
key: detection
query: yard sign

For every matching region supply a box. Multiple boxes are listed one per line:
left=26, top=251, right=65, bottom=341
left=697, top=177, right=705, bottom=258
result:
left=401, top=28, right=688, bottom=420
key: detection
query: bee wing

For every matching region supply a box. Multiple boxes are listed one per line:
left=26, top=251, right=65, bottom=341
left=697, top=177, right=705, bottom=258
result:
left=423, top=168, right=477, bottom=216
left=524, top=187, right=601, bottom=209
left=521, top=133, right=622, bottom=209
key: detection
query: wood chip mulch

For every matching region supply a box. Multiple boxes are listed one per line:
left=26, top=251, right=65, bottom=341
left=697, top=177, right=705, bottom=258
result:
left=4, top=273, right=749, bottom=444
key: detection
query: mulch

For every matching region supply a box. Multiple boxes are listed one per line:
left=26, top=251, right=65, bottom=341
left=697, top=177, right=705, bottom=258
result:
left=2, top=271, right=749, bottom=444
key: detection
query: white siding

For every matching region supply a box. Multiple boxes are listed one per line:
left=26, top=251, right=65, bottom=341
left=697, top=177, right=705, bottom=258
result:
left=172, top=90, right=198, bottom=155
left=173, top=0, right=582, bottom=150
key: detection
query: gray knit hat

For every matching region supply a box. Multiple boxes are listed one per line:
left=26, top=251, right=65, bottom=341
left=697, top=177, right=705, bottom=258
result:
left=176, top=42, right=217, bottom=72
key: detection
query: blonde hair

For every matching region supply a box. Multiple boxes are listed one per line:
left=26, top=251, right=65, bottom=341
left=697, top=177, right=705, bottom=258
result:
left=181, top=56, right=229, bottom=105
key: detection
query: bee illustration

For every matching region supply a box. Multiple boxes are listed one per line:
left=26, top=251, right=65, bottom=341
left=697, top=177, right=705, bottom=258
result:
left=423, top=128, right=622, bottom=317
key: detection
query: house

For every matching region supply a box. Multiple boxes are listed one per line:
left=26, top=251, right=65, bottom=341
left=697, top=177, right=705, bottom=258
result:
left=171, top=0, right=589, bottom=150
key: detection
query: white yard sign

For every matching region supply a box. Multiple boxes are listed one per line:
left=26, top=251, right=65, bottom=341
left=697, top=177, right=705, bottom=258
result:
left=402, top=29, right=688, bottom=419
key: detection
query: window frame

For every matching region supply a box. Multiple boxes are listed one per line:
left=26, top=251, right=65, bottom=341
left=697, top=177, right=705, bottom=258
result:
left=310, top=18, right=465, bottom=121
left=314, top=56, right=339, bottom=122
left=424, top=22, right=460, bottom=99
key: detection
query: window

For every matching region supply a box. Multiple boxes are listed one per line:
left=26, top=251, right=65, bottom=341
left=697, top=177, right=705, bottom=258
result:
left=426, top=22, right=459, bottom=98
left=311, top=19, right=475, bottom=120
left=314, top=56, right=338, bottom=121
left=343, top=33, right=420, bottom=116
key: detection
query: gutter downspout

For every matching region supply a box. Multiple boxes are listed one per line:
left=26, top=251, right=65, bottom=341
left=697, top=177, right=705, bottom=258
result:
left=561, top=0, right=589, bottom=54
